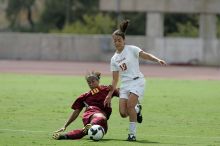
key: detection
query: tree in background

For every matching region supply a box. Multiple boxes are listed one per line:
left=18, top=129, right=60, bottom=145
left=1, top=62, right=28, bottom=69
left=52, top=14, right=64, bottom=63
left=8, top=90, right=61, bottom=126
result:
left=217, top=15, right=220, bottom=38
left=6, top=0, right=35, bottom=31
left=52, top=13, right=116, bottom=34
left=40, top=0, right=99, bottom=32
left=40, top=0, right=67, bottom=31
left=119, top=12, right=145, bottom=35
left=164, top=13, right=199, bottom=37
left=6, top=0, right=219, bottom=37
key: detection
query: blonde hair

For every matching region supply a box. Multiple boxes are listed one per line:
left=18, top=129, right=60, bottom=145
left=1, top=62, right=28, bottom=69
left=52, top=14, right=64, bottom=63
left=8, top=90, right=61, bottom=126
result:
left=85, top=71, right=101, bottom=80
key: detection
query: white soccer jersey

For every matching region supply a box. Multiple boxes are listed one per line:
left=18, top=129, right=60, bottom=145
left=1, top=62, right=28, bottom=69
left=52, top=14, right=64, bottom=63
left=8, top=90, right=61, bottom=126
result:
left=111, top=45, right=144, bottom=83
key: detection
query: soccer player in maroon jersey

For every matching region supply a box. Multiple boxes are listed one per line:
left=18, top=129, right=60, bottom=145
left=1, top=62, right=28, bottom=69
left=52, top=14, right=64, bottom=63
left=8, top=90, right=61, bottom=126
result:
left=52, top=71, right=119, bottom=140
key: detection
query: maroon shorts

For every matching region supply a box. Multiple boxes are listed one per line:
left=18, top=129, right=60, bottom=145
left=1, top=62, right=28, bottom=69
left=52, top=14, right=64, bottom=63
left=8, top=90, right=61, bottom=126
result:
left=82, top=106, right=105, bottom=126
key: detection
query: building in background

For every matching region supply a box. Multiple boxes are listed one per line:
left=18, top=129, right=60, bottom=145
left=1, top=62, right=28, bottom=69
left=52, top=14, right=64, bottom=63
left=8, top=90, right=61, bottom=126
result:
left=0, top=0, right=219, bottom=66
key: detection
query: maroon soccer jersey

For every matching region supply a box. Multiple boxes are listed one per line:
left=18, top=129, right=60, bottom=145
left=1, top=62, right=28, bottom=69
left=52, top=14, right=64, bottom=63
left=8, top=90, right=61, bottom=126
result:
left=71, top=85, right=119, bottom=119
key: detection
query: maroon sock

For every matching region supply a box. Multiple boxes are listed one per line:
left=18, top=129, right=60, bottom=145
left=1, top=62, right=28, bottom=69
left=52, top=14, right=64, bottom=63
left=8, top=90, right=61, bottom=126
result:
left=66, top=129, right=86, bottom=140
left=90, top=117, right=108, bottom=134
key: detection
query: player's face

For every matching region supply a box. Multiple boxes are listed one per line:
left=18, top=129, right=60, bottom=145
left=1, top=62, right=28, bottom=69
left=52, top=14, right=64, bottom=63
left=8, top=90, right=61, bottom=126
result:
left=112, top=35, right=125, bottom=52
left=87, top=77, right=99, bottom=89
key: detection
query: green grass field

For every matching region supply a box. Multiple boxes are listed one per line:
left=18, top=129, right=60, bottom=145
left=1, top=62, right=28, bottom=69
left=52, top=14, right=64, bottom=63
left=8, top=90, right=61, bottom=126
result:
left=0, top=73, right=220, bottom=146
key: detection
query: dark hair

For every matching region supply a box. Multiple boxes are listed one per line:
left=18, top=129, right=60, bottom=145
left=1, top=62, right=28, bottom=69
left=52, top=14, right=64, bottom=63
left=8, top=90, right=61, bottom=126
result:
left=112, top=19, right=130, bottom=39
left=85, top=71, right=101, bottom=81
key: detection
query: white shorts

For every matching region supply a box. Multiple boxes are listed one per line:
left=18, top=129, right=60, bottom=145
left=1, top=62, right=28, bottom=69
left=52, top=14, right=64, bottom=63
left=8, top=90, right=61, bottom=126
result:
left=119, top=77, right=146, bottom=100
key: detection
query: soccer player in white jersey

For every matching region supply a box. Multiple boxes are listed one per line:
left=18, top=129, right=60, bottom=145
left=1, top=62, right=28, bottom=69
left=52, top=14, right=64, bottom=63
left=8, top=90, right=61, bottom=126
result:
left=104, top=20, right=166, bottom=141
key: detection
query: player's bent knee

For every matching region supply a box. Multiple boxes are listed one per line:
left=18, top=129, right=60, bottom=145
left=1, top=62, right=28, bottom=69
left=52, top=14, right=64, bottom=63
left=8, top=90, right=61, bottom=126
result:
left=119, top=108, right=128, bottom=118
left=92, top=113, right=107, bottom=120
left=120, top=112, right=128, bottom=118
left=127, top=104, right=136, bottom=110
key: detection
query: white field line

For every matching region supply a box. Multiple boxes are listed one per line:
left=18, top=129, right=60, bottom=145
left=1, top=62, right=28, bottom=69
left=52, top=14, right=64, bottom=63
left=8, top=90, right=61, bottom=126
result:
left=0, top=128, right=220, bottom=139
left=0, top=128, right=51, bottom=133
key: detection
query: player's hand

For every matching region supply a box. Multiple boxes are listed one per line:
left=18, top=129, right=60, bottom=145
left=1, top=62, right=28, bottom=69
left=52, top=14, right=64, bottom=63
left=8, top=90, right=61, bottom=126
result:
left=158, top=59, right=167, bottom=66
left=54, top=127, right=66, bottom=133
left=104, top=95, right=112, bottom=107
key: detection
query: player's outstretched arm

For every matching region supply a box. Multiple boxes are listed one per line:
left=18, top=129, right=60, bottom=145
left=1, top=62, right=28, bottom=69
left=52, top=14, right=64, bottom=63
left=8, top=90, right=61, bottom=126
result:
left=54, top=127, right=66, bottom=133
left=54, top=108, right=82, bottom=133
left=139, top=51, right=167, bottom=65
left=104, top=71, right=119, bottom=107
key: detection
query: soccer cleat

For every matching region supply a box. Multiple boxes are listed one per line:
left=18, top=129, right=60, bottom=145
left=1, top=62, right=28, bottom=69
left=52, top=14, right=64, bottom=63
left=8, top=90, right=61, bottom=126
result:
left=127, top=134, right=136, bottom=141
left=82, top=123, right=92, bottom=134
left=136, top=104, right=143, bottom=123
left=52, top=133, right=67, bottom=140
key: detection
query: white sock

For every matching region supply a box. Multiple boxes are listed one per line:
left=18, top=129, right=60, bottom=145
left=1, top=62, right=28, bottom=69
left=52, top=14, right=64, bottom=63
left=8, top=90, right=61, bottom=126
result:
left=129, top=122, right=136, bottom=136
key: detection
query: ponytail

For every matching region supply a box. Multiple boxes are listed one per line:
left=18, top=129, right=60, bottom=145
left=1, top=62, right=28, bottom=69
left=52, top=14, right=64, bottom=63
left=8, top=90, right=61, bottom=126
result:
left=119, top=19, right=129, bottom=33
left=112, top=19, right=130, bottom=39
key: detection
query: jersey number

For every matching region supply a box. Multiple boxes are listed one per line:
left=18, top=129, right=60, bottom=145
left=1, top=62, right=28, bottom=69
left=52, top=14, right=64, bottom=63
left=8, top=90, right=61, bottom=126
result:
left=120, top=63, right=127, bottom=71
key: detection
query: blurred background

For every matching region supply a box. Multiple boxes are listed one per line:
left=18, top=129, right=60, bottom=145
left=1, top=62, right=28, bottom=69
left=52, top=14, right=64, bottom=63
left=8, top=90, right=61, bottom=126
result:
left=0, top=0, right=220, bottom=66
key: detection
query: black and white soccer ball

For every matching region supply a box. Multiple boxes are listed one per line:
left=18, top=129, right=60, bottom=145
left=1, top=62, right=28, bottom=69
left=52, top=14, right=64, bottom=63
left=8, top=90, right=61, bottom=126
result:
left=88, top=125, right=105, bottom=141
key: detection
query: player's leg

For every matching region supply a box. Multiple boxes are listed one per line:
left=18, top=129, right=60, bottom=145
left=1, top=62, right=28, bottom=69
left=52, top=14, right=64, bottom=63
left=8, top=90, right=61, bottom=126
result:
left=53, top=132, right=68, bottom=140
left=54, top=115, right=105, bottom=140
left=118, top=87, right=129, bottom=118
left=65, top=129, right=87, bottom=139
left=131, top=78, right=145, bottom=123
left=53, top=112, right=93, bottom=140
left=89, top=113, right=108, bottom=133
left=52, top=129, right=86, bottom=140
left=127, top=93, right=138, bottom=122
left=119, top=98, right=129, bottom=118
left=127, top=93, right=138, bottom=141
left=126, top=78, right=145, bottom=141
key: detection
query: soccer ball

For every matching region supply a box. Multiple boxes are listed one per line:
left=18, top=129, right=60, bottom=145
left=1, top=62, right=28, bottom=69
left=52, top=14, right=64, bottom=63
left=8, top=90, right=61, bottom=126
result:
left=88, top=125, right=105, bottom=141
